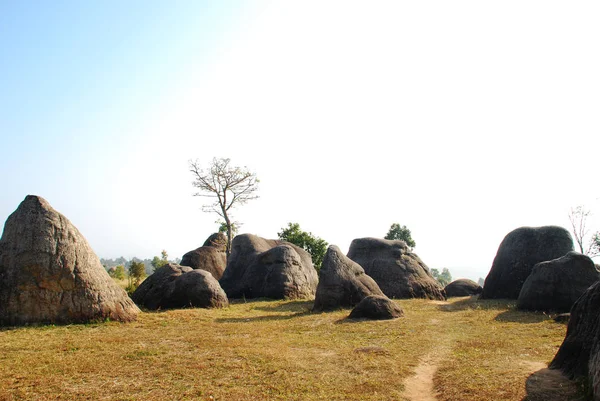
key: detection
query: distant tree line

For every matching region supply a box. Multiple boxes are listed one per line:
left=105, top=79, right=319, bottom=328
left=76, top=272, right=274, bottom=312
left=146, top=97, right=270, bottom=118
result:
left=101, top=251, right=181, bottom=277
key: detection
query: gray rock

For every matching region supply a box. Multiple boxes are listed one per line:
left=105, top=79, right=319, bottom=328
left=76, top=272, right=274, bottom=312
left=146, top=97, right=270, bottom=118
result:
left=517, top=252, right=599, bottom=312
left=180, top=233, right=227, bottom=279
left=481, top=226, right=575, bottom=299
left=554, top=313, right=570, bottom=323
left=550, top=282, right=600, bottom=399
left=347, top=237, right=445, bottom=300
left=219, top=234, right=318, bottom=299
left=313, top=245, right=385, bottom=311
left=348, top=295, right=404, bottom=320
left=131, top=263, right=228, bottom=310
left=0, top=195, right=139, bottom=326
left=444, top=279, right=483, bottom=297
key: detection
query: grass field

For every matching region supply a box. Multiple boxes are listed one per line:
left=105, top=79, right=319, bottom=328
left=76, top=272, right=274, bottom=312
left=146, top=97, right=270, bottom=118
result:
left=0, top=296, right=582, bottom=401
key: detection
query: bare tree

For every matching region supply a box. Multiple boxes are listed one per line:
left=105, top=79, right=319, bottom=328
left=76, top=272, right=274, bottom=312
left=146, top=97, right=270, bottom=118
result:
left=189, top=158, right=259, bottom=256
left=568, top=206, right=600, bottom=257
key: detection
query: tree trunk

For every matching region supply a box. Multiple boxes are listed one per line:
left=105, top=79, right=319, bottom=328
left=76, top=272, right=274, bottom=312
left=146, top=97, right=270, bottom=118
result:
left=224, top=213, right=232, bottom=257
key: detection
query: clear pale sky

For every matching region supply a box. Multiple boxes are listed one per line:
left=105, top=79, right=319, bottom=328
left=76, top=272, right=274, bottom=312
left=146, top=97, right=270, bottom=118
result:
left=1, top=1, right=599, bottom=281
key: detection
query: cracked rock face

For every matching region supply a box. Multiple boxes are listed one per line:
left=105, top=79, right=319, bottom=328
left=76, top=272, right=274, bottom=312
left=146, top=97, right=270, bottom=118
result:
left=0, top=195, right=140, bottom=326
left=219, top=234, right=318, bottom=299
left=347, top=238, right=446, bottom=300
left=313, top=245, right=384, bottom=311
left=180, top=233, right=227, bottom=280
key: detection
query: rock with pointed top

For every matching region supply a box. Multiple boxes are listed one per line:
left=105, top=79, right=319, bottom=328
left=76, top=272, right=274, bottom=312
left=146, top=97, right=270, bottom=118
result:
left=180, top=233, right=227, bottom=279
left=131, top=263, right=228, bottom=310
left=0, top=195, right=139, bottom=326
left=481, top=226, right=574, bottom=299
left=219, top=234, right=318, bottom=299
left=313, top=245, right=384, bottom=311
left=347, top=237, right=445, bottom=300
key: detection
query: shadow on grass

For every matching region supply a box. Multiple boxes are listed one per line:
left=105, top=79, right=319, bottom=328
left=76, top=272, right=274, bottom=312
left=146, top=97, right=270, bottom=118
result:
left=252, top=300, right=314, bottom=313
left=522, top=367, right=587, bottom=401
left=438, top=296, right=515, bottom=312
left=215, top=310, right=311, bottom=324
left=494, top=309, right=550, bottom=324
left=439, top=296, right=553, bottom=323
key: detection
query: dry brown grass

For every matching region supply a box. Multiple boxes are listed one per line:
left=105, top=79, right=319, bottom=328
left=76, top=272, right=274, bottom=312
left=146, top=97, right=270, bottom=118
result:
left=0, top=297, right=579, bottom=401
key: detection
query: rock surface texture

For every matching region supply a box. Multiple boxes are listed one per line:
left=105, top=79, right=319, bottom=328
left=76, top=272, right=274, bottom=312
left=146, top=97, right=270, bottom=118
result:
left=517, top=252, right=599, bottom=312
left=444, top=279, right=483, bottom=297
left=347, top=238, right=445, bottom=300
left=131, top=263, right=228, bottom=310
left=0, top=195, right=139, bottom=326
left=180, top=233, right=227, bottom=279
left=219, top=234, right=318, bottom=299
left=550, top=281, right=600, bottom=399
left=348, top=295, right=404, bottom=320
left=313, top=245, right=385, bottom=311
left=480, top=226, right=574, bottom=299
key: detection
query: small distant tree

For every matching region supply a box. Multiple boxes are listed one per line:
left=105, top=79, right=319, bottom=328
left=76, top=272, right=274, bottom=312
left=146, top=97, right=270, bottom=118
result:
left=278, top=222, right=328, bottom=272
left=385, top=223, right=416, bottom=249
left=189, top=157, right=259, bottom=256
left=431, top=268, right=452, bottom=286
left=127, top=260, right=147, bottom=294
left=108, top=265, right=126, bottom=280
left=151, top=250, right=169, bottom=272
left=568, top=206, right=600, bottom=257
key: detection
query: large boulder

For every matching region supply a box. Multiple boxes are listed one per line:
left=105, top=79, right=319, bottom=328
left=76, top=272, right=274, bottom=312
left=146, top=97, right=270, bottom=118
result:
left=0, top=195, right=139, bottom=326
left=348, top=295, right=404, bottom=320
left=313, top=245, right=385, bottom=311
left=131, top=263, right=228, bottom=310
left=550, top=281, right=600, bottom=399
left=517, top=252, right=599, bottom=312
left=180, top=233, right=227, bottom=279
left=480, top=226, right=574, bottom=299
left=219, top=234, right=318, bottom=299
left=346, top=238, right=445, bottom=300
left=444, top=279, right=483, bottom=297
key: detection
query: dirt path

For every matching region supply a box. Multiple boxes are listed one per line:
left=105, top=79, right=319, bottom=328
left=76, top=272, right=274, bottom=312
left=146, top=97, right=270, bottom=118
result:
left=401, top=318, right=452, bottom=401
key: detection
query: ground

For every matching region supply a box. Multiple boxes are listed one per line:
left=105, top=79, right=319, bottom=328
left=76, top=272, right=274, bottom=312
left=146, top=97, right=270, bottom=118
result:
left=0, top=296, right=586, bottom=400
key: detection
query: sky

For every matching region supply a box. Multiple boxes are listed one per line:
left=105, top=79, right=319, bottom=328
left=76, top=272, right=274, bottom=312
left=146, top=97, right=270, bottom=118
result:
left=1, top=1, right=599, bottom=281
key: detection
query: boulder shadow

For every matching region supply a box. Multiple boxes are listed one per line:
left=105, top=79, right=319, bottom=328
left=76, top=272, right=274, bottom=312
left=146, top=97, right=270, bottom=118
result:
left=494, top=309, right=551, bottom=324
left=438, top=296, right=514, bottom=312
left=522, top=367, right=586, bottom=401
left=215, top=311, right=311, bottom=324
left=251, top=300, right=314, bottom=313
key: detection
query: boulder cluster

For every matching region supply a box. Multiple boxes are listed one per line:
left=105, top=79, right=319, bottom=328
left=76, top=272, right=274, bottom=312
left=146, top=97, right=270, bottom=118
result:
left=0, top=196, right=447, bottom=324
left=479, top=225, right=598, bottom=313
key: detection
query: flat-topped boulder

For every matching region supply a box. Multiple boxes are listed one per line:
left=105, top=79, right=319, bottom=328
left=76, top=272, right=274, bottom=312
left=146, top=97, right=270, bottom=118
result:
left=0, top=195, right=139, bottom=326
left=348, top=295, right=404, bottom=320
left=219, top=234, right=318, bottom=299
left=444, top=279, right=483, bottom=297
left=347, top=237, right=445, bottom=300
left=550, top=281, right=600, bottom=399
left=517, top=252, right=599, bottom=312
left=180, top=233, right=227, bottom=279
left=313, top=245, right=384, bottom=311
left=480, top=226, right=574, bottom=299
left=131, top=263, right=228, bottom=310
